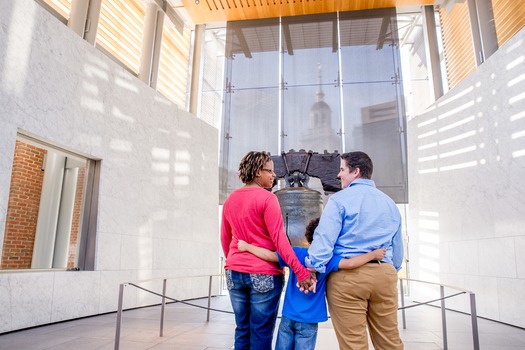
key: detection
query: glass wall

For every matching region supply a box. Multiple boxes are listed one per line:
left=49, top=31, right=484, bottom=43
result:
left=220, top=9, right=408, bottom=203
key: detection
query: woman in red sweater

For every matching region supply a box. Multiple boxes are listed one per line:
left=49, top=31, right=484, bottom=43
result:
left=221, top=151, right=315, bottom=350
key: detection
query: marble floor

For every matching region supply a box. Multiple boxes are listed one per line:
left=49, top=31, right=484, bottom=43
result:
left=1, top=295, right=525, bottom=350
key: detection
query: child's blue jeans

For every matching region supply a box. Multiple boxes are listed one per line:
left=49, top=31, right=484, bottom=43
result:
left=275, top=315, right=318, bottom=350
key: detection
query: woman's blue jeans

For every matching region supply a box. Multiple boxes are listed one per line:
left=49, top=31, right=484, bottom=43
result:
left=226, top=269, right=284, bottom=350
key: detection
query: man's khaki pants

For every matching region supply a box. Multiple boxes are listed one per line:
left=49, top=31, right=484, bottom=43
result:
left=326, top=263, right=404, bottom=350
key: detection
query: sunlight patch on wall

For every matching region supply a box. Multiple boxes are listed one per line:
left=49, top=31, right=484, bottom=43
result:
left=417, top=117, right=437, bottom=128
left=511, top=130, right=525, bottom=140
left=439, top=160, right=477, bottom=171
left=418, top=130, right=437, bottom=139
left=439, top=145, right=476, bottom=159
left=115, top=77, right=139, bottom=93
left=152, top=147, right=170, bottom=160
left=113, top=107, right=135, bottom=123
left=418, top=256, right=440, bottom=272
left=152, top=162, right=170, bottom=172
left=510, top=110, right=525, bottom=122
left=418, top=168, right=438, bottom=174
left=83, top=65, right=110, bottom=81
left=509, top=91, right=525, bottom=105
left=82, top=82, right=99, bottom=95
left=437, top=85, right=474, bottom=108
left=437, top=100, right=475, bottom=120
left=505, top=55, right=524, bottom=71
left=438, top=115, right=475, bottom=132
left=507, top=74, right=525, bottom=87
left=418, top=155, right=438, bottom=163
left=418, top=142, right=437, bottom=150
left=109, top=139, right=132, bottom=152
left=438, top=130, right=476, bottom=145
left=418, top=218, right=439, bottom=231
left=3, top=2, right=34, bottom=96
left=512, top=149, right=525, bottom=158
left=81, top=96, right=105, bottom=112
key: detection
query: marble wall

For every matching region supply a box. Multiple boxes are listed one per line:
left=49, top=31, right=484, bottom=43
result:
left=0, top=0, right=219, bottom=332
left=407, top=27, right=525, bottom=327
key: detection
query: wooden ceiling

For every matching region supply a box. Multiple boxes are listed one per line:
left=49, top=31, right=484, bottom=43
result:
left=180, top=0, right=436, bottom=24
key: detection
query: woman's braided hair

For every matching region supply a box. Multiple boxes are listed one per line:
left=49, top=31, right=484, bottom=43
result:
left=238, top=151, right=272, bottom=184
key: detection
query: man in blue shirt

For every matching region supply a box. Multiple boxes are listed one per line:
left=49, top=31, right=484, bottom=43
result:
left=306, top=151, right=404, bottom=350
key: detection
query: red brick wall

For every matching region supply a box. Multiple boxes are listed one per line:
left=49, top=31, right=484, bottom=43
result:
left=1, top=141, right=46, bottom=269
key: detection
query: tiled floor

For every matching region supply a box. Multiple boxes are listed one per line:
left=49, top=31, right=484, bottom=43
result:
left=1, top=295, right=525, bottom=349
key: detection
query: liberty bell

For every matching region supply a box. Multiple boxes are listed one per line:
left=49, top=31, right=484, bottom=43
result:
left=271, top=150, right=341, bottom=247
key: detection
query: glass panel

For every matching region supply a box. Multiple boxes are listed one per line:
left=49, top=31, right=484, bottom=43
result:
left=220, top=19, right=280, bottom=201
left=282, top=85, right=341, bottom=154
left=220, top=88, right=279, bottom=201
left=281, top=13, right=342, bottom=154
left=226, top=19, right=280, bottom=89
left=221, top=10, right=407, bottom=203
left=200, top=28, right=226, bottom=129
left=341, top=82, right=406, bottom=202
left=339, top=8, right=407, bottom=202
left=339, top=9, right=398, bottom=83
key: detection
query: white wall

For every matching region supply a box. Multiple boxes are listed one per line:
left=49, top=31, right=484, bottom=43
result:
left=0, top=0, right=219, bottom=332
left=407, top=27, right=525, bottom=327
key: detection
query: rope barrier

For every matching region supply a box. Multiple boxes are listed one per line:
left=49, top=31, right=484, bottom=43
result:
left=127, top=282, right=466, bottom=314
left=128, top=282, right=235, bottom=315
left=115, top=276, right=480, bottom=350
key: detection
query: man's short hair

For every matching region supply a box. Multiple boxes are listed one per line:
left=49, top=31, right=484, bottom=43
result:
left=340, top=151, right=373, bottom=179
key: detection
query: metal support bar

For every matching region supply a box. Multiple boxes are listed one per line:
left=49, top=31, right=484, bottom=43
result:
left=421, top=5, right=444, bottom=100
left=207, top=275, right=213, bottom=322
left=470, top=293, right=480, bottom=350
left=139, top=2, right=160, bottom=85
left=440, top=285, right=448, bottom=350
left=84, top=0, right=102, bottom=45
left=68, top=0, right=89, bottom=38
left=399, top=279, right=406, bottom=329
left=114, top=283, right=125, bottom=350
left=189, top=24, right=205, bottom=115
left=160, top=279, right=167, bottom=337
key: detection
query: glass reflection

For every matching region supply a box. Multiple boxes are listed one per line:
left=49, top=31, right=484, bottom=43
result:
left=221, top=8, right=407, bottom=203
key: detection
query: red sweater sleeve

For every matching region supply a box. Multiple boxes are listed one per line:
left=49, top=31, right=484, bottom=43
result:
left=264, top=195, right=311, bottom=282
left=221, top=209, right=232, bottom=258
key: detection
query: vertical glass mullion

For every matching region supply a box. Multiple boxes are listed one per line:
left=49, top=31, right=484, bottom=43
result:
left=337, top=11, right=345, bottom=153
left=278, top=17, right=283, bottom=155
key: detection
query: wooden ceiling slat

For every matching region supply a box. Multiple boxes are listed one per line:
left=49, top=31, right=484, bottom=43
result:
left=182, top=0, right=435, bottom=24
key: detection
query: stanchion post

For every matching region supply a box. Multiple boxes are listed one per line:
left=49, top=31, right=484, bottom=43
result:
left=160, top=279, right=167, bottom=337
left=207, top=275, right=213, bottom=322
left=114, top=283, right=125, bottom=350
left=399, top=278, right=406, bottom=329
left=470, top=293, right=480, bottom=350
left=440, top=285, right=448, bottom=350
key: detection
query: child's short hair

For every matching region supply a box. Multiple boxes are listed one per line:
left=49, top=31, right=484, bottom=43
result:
left=304, top=217, right=320, bottom=244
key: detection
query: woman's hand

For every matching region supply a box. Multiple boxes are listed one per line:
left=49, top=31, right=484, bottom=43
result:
left=297, top=270, right=317, bottom=294
left=237, top=240, right=248, bottom=252
left=372, top=248, right=386, bottom=260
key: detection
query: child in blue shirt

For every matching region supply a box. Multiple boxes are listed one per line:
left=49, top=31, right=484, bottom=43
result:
left=238, top=217, right=386, bottom=350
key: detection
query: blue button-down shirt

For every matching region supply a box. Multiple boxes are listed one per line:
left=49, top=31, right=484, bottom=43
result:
left=306, top=178, right=404, bottom=273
